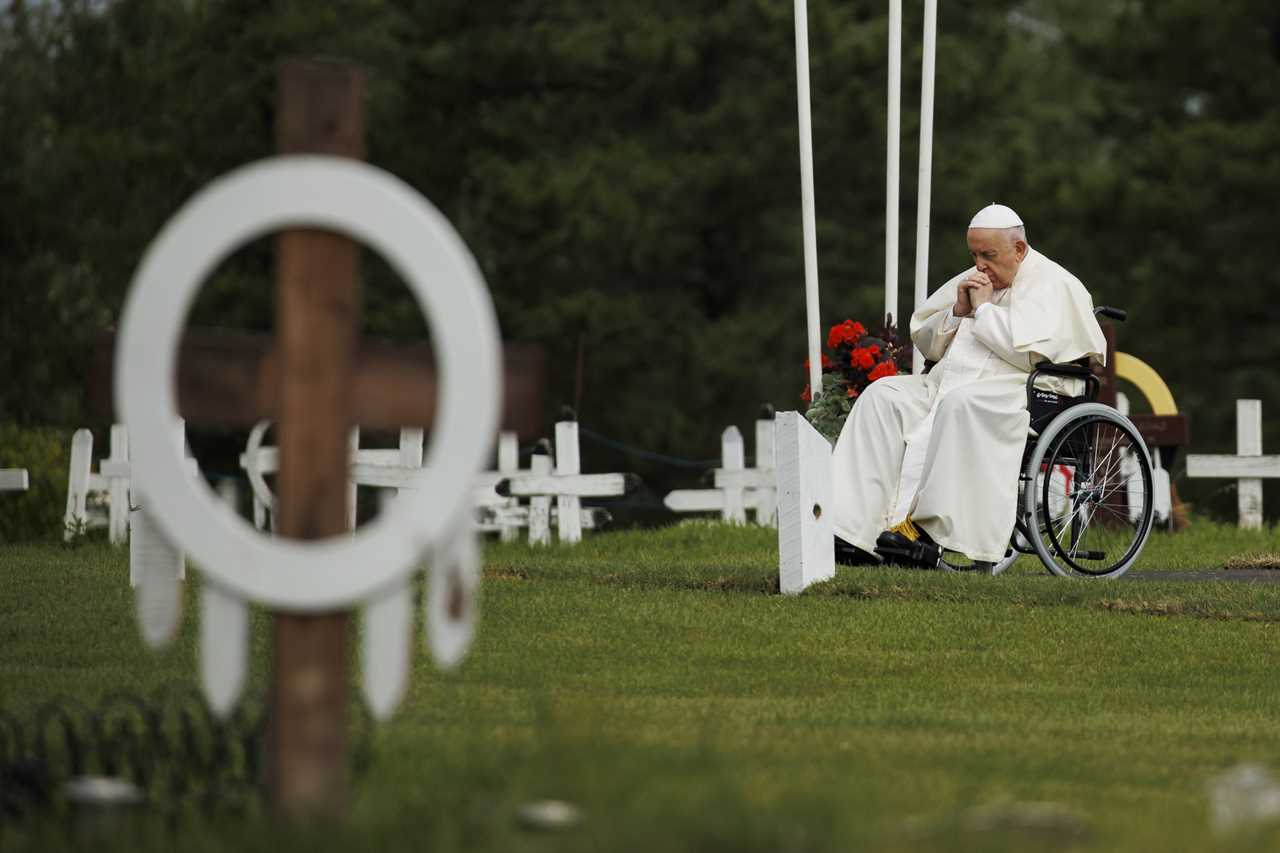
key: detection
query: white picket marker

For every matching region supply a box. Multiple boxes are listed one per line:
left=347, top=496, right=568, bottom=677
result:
left=721, top=426, right=746, bottom=524
left=130, top=420, right=191, bottom=589
left=426, top=520, right=480, bottom=669
left=753, top=413, right=778, bottom=527
left=555, top=419, right=583, bottom=544
left=776, top=411, right=834, bottom=594
left=363, top=576, right=413, bottom=719
left=131, top=505, right=183, bottom=648
left=496, top=432, right=520, bottom=542
left=1187, top=400, right=1276, bottom=529
left=528, top=448, right=553, bottom=546
left=0, top=469, right=28, bottom=492
left=1150, top=453, right=1172, bottom=526
left=104, top=425, right=131, bottom=544
left=200, top=580, right=249, bottom=717
left=1114, top=392, right=1171, bottom=527
left=64, top=429, right=94, bottom=540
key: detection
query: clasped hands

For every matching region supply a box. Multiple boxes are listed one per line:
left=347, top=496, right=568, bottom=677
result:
left=953, top=272, right=994, bottom=317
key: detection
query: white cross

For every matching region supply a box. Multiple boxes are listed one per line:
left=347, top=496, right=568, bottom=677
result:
left=96, top=424, right=132, bottom=544
left=1187, top=399, right=1278, bottom=529
left=493, top=416, right=637, bottom=545
left=64, top=428, right=97, bottom=540
left=242, top=424, right=610, bottom=545
left=664, top=413, right=778, bottom=526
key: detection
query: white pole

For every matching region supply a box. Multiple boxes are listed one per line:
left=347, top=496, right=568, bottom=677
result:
left=794, top=0, right=823, bottom=401
left=885, top=0, right=902, bottom=329
left=912, top=0, right=938, bottom=374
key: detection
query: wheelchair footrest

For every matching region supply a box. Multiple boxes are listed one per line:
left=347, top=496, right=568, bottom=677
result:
left=874, top=531, right=941, bottom=569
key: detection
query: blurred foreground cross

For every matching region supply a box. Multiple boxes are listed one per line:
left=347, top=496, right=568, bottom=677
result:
left=84, top=59, right=547, bottom=819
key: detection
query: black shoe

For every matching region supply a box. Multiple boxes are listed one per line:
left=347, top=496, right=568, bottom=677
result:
left=874, top=530, right=941, bottom=569
left=835, top=535, right=881, bottom=567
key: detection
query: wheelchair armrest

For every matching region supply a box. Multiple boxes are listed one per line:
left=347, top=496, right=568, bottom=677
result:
left=1028, top=359, right=1101, bottom=402
left=1031, top=359, right=1092, bottom=378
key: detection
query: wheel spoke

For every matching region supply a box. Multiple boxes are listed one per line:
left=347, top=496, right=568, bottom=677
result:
left=1033, top=413, right=1154, bottom=577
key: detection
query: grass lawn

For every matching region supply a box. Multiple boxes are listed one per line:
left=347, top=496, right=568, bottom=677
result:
left=3, top=519, right=1280, bottom=851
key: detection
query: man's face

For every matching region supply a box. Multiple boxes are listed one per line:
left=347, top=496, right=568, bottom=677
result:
left=967, top=228, right=1028, bottom=289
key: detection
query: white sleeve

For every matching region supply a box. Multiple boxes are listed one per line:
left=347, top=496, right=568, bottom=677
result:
left=972, top=303, right=1035, bottom=371
left=913, top=308, right=963, bottom=362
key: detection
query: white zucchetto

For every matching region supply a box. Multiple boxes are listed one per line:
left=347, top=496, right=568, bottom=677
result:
left=968, top=203, right=1024, bottom=230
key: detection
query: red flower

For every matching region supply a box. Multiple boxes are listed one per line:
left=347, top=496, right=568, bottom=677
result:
left=846, top=386, right=859, bottom=399
left=800, top=384, right=812, bottom=403
left=803, top=354, right=835, bottom=372
left=849, top=344, right=880, bottom=370
left=867, top=360, right=898, bottom=382
left=826, top=320, right=867, bottom=349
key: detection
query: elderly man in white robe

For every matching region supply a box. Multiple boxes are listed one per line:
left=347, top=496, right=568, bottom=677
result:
left=830, top=203, right=1107, bottom=569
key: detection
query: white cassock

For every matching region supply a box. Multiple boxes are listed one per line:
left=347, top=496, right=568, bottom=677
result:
left=830, top=248, right=1107, bottom=561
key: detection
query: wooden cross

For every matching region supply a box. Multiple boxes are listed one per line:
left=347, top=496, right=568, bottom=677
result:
left=90, top=60, right=529, bottom=818
left=1187, top=399, right=1279, bottom=529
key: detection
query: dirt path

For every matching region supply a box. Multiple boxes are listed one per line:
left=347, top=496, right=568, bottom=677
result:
left=1127, top=569, right=1280, bottom=583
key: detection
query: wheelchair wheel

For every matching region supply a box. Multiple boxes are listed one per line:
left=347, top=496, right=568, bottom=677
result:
left=1023, top=403, right=1154, bottom=579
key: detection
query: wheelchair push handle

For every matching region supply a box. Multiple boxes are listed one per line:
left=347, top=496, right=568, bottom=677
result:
left=1094, top=305, right=1127, bottom=322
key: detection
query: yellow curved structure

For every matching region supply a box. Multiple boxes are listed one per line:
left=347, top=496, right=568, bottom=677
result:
left=1114, top=352, right=1178, bottom=415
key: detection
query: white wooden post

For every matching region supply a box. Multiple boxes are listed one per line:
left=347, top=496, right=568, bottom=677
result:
left=753, top=413, right=778, bottom=527
left=130, top=419, right=188, bottom=644
left=106, top=424, right=131, bottom=544
left=201, top=580, right=248, bottom=716
left=129, top=419, right=191, bottom=586
left=0, top=469, right=29, bottom=492
left=64, top=429, right=94, bottom=540
left=1187, top=400, right=1279, bottom=529
left=885, top=0, right=902, bottom=327
left=555, top=419, right=583, bottom=544
left=1237, top=400, right=1264, bottom=529
left=528, top=445, right=552, bottom=546
left=776, top=411, right=834, bottom=594
left=793, top=0, right=823, bottom=400
left=911, top=0, right=938, bottom=374
left=721, top=426, right=746, bottom=524
left=497, top=432, right=520, bottom=543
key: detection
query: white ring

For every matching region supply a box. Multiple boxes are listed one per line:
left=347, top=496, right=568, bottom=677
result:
left=116, top=156, right=502, bottom=610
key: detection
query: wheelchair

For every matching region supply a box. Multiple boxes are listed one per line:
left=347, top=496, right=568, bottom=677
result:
left=887, top=306, right=1155, bottom=579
